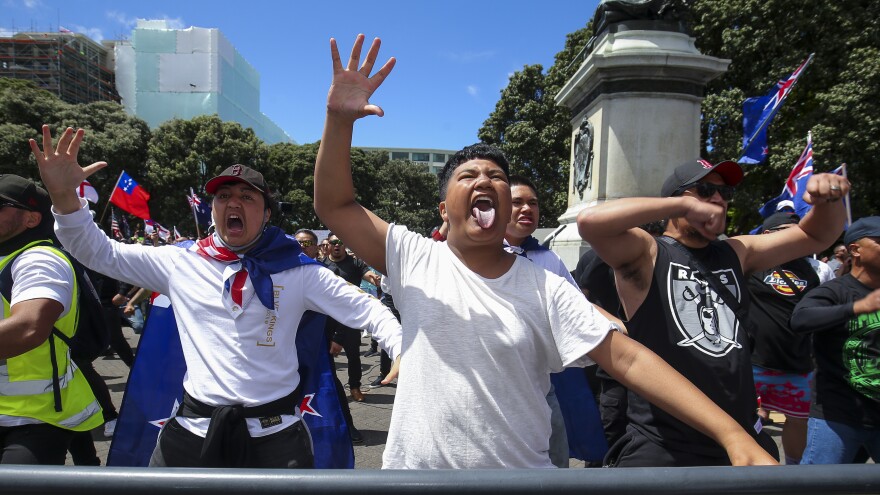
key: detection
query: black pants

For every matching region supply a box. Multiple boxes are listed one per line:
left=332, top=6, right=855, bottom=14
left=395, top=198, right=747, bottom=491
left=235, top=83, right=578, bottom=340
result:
left=334, top=327, right=362, bottom=389
left=149, top=419, right=314, bottom=468
left=68, top=431, right=100, bottom=466
left=604, top=425, right=779, bottom=467
left=0, top=423, right=73, bottom=465
left=104, top=306, right=135, bottom=367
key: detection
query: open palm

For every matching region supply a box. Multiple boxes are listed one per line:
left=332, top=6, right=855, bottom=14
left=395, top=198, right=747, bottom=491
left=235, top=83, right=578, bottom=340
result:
left=327, top=34, right=395, bottom=121
left=29, top=125, right=107, bottom=195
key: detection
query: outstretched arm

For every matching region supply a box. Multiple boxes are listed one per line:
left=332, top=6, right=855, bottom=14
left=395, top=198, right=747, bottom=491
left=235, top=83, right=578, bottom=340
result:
left=314, top=35, right=396, bottom=274
left=29, top=125, right=107, bottom=214
left=730, top=173, right=849, bottom=274
left=589, top=331, right=778, bottom=466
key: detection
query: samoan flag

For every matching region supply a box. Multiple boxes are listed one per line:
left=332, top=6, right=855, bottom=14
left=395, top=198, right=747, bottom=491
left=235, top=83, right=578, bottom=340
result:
left=110, top=171, right=151, bottom=220
left=107, top=283, right=354, bottom=466
left=758, top=135, right=814, bottom=220
left=739, top=54, right=814, bottom=165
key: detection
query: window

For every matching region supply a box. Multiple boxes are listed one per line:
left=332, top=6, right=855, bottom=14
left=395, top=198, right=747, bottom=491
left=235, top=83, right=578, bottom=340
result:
left=391, top=151, right=409, bottom=160
left=412, top=152, right=430, bottom=162
left=433, top=153, right=446, bottom=163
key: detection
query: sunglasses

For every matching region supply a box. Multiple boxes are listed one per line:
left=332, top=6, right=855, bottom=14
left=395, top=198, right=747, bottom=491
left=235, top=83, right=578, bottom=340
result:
left=328, top=239, right=344, bottom=246
left=0, top=201, right=30, bottom=211
left=297, top=239, right=315, bottom=247
left=677, top=182, right=735, bottom=201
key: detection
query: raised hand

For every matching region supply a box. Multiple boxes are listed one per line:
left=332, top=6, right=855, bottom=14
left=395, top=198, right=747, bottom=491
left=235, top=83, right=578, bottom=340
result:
left=29, top=125, right=107, bottom=213
left=803, top=173, right=850, bottom=205
left=327, top=34, right=396, bottom=122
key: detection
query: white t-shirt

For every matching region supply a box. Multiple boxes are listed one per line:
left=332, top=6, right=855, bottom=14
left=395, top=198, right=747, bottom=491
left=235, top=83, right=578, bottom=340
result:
left=54, top=200, right=401, bottom=437
left=382, top=225, right=612, bottom=468
left=0, top=246, right=74, bottom=427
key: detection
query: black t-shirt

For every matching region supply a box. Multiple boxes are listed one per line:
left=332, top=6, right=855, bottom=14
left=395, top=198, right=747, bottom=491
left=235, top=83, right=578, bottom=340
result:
left=791, top=274, right=880, bottom=428
left=625, top=237, right=757, bottom=457
left=323, top=255, right=369, bottom=287
left=747, top=257, right=820, bottom=373
left=323, top=255, right=370, bottom=338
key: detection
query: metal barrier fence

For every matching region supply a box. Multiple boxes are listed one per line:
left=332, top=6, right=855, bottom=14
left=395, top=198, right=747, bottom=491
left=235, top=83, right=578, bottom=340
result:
left=1, top=464, right=878, bottom=495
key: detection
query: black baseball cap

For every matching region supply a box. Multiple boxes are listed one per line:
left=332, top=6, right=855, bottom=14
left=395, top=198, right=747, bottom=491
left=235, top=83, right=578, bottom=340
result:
left=0, top=174, right=50, bottom=213
left=763, top=212, right=800, bottom=231
left=844, top=216, right=880, bottom=245
left=661, top=159, right=744, bottom=197
left=205, top=165, right=269, bottom=195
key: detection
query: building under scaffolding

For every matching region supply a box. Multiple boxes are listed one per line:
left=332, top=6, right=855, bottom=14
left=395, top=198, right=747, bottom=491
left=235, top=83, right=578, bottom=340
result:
left=0, top=31, right=120, bottom=105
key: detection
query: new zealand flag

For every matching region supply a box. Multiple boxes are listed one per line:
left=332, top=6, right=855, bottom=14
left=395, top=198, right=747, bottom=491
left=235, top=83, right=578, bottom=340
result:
left=107, top=300, right=354, bottom=468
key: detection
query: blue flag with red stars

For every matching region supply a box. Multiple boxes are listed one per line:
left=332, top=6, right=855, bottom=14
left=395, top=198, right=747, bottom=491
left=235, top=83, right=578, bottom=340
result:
left=107, top=301, right=354, bottom=468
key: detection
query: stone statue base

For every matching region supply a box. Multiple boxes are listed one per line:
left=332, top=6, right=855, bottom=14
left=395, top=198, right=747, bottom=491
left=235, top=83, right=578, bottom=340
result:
left=550, top=26, right=729, bottom=269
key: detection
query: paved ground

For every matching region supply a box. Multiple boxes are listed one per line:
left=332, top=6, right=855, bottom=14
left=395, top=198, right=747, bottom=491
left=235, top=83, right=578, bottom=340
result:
left=71, top=327, right=787, bottom=468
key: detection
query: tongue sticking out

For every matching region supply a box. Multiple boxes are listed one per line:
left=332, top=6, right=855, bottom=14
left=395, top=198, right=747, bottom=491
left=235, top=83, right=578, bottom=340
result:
left=472, top=206, right=496, bottom=229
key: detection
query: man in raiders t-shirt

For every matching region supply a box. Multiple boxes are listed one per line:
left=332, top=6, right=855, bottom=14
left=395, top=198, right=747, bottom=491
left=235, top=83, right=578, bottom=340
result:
left=579, top=158, right=849, bottom=466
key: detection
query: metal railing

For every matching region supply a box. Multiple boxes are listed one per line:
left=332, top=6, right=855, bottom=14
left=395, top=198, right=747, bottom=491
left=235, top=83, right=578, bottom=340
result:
left=1, top=464, right=878, bottom=495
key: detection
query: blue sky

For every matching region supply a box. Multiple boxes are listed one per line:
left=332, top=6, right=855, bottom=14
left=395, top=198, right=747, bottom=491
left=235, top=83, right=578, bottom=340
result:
left=1, top=0, right=596, bottom=150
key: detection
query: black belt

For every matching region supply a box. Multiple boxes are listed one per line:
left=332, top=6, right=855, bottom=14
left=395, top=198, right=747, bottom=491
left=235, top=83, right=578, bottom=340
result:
left=177, top=387, right=300, bottom=467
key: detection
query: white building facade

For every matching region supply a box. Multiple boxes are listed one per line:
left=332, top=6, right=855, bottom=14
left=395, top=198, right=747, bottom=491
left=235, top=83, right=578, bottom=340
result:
left=114, top=20, right=292, bottom=144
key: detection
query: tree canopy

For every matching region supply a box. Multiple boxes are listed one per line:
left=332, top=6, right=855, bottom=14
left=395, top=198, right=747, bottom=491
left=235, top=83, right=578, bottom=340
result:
left=480, top=0, right=879, bottom=233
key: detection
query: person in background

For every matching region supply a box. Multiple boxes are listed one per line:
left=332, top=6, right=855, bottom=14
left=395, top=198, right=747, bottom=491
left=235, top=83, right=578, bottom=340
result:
left=790, top=216, right=880, bottom=464
left=746, top=212, right=827, bottom=464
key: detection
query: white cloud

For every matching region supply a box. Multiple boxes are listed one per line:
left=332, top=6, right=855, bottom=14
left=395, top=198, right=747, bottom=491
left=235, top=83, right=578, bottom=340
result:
left=23, top=0, right=42, bottom=9
left=70, top=24, right=104, bottom=41
left=106, top=11, right=185, bottom=30
left=439, top=50, right=495, bottom=63
left=0, top=28, right=13, bottom=37
left=466, top=85, right=479, bottom=97
left=106, top=10, right=138, bottom=29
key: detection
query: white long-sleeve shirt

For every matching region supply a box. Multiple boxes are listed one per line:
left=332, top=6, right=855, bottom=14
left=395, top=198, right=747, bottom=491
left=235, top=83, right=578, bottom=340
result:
left=55, top=200, right=401, bottom=436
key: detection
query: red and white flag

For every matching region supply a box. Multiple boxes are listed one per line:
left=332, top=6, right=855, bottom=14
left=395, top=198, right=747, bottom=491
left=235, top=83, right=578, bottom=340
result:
left=76, top=180, right=99, bottom=203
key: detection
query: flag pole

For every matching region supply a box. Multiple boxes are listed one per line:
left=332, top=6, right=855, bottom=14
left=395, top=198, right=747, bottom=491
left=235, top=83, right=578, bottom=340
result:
left=739, top=53, right=814, bottom=160
left=99, top=170, right=125, bottom=225
left=841, top=163, right=852, bottom=227
left=190, top=188, right=202, bottom=239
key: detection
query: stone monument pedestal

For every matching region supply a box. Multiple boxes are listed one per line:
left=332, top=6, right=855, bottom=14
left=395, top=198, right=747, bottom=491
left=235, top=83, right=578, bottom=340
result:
left=549, top=22, right=730, bottom=269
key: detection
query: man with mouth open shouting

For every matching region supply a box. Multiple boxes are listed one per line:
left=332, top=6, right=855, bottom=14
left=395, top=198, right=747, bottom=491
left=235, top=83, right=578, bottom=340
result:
left=313, top=34, right=777, bottom=469
left=29, top=128, right=402, bottom=469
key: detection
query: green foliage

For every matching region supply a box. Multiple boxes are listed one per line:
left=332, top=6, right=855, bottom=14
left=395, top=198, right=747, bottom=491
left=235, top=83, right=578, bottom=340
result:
left=692, top=0, right=880, bottom=232
left=143, top=115, right=270, bottom=236
left=371, top=158, right=440, bottom=236
left=478, top=26, right=591, bottom=225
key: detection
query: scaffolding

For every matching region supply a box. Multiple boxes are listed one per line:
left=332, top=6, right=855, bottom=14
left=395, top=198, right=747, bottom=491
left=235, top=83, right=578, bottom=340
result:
left=0, top=31, right=120, bottom=105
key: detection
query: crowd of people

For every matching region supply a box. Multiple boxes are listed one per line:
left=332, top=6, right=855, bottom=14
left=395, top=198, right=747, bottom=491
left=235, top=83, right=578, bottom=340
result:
left=0, top=34, right=876, bottom=471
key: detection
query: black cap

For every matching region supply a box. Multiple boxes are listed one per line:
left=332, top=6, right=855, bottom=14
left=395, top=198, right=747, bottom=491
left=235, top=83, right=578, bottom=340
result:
left=205, top=165, right=269, bottom=195
left=0, top=174, right=50, bottom=213
left=660, top=159, right=744, bottom=197
left=844, top=216, right=880, bottom=245
left=763, top=212, right=800, bottom=231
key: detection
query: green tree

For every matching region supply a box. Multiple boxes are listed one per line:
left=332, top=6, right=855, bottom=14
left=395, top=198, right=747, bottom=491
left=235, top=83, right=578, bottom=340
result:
left=371, top=158, right=439, bottom=236
left=692, top=0, right=880, bottom=231
left=478, top=26, right=591, bottom=225
left=144, top=115, right=270, bottom=236
left=0, top=78, right=66, bottom=177
left=54, top=101, right=152, bottom=206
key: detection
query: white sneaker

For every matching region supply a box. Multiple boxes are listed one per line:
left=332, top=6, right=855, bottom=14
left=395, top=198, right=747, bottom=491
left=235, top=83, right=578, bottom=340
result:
left=104, top=419, right=117, bottom=437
